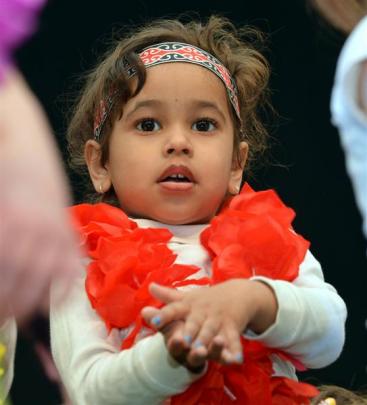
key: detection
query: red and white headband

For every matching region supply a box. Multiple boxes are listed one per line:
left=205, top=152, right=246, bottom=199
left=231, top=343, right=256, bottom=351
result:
left=94, top=42, right=241, bottom=141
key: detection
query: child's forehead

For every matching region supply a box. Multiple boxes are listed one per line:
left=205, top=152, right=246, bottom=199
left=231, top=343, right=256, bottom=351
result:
left=145, top=62, right=227, bottom=87
left=125, top=41, right=240, bottom=119
left=126, top=63, right=232, bottom=109
left=94, top=43, right=241, bottom=141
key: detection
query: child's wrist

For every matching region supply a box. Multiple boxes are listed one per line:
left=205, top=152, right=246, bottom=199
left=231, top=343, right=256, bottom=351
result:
left=247, top=280, right=278, bottom=334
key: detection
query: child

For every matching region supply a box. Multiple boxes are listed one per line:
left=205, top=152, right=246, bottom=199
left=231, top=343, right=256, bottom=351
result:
left=50, top=16, right=347, bottom=404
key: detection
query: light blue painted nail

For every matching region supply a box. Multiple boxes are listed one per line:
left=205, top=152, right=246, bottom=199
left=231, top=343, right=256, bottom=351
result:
left=151, top=316, right=161, bottom=327
left=184, top=335, right=192, bottom=344
left=235, top=353, right=244, bottom=363
left=194, top=340, right=202, bottom=349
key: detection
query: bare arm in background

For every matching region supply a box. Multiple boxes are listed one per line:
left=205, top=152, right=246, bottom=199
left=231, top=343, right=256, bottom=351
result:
left=0, top=68, right=79, bottom=322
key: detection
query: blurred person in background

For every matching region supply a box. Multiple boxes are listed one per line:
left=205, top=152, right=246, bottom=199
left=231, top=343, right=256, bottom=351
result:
left=0, top=0, right=79, bottom=402
left=311, top=0, right=367, bottom=245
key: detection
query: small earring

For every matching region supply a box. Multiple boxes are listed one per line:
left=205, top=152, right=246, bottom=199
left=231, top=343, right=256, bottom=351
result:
left=235, top=184, right=240, bottom=193
left=99, top=184, right=104, bottom=194
left=230, top=185, right=240, bottom=195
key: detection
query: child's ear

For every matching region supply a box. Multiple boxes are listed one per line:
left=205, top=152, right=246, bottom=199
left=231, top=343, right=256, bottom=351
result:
left=228, top=142, right=248, bottom=195
left=84, top=140, right=112, bottom=194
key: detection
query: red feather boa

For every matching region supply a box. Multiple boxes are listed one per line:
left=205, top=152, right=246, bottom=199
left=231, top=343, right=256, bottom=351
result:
left=70, top=184, right=319, bottom=404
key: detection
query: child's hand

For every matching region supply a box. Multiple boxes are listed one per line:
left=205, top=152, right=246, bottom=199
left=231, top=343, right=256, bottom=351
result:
left=142, top=279, right=278, bottom=364
left=143, top=303, right=228, bottom=366
left=155, top=318, right=208, bottom=373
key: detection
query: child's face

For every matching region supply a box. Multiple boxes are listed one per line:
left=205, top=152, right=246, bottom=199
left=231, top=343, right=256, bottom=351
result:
left=87, top=63, right=247, bottom=224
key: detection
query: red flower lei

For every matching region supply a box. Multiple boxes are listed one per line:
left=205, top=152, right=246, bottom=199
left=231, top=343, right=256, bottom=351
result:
left=70, top=184, right=319, bottom=404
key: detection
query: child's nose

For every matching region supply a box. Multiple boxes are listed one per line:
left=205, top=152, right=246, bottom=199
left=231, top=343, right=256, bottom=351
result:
left=163, top=132, right=193, bottom=157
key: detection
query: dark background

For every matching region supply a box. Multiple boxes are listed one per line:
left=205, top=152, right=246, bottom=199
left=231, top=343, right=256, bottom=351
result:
left=10, top=0, right=367, bottom=403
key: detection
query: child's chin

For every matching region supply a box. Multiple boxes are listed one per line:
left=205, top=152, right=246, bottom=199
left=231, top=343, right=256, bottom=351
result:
left=152, top=212, right=211, bottom=225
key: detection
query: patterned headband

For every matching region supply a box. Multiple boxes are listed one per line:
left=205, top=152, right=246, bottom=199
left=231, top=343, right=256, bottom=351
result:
left=93, top=42, right=241, bottom=141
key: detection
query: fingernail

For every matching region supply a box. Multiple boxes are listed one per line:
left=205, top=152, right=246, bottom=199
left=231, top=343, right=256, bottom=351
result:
left=235, top=353, right=244, bottom=364
left=184, top=335, right=192, bottom=345
left=151, top=316, right=161, bottom=327
left=194, top=340, right=202, bottom=349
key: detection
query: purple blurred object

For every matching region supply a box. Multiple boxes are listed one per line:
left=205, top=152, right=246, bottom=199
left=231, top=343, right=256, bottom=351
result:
left=0, top=0, right=46, bottom=82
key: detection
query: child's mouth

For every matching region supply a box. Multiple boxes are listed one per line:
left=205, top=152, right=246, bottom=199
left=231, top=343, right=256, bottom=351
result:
left=161, top=174, right=191, bottom=183
left=158, top=165, right=195, bottom=191
left=158, top=165, right=195, bottom=183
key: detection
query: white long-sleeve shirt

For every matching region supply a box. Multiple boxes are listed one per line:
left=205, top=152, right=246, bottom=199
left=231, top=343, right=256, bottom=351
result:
left=331, top=15, right=367, bottom=240
left=0, top=317, right=16, bottom=402
left=51, top=219, right=347, bottom=405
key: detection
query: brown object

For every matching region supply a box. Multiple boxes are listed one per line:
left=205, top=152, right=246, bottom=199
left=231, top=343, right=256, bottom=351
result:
left=311, top=385, right=367, bottom=404
left=310, top=0, right=367, bottom=33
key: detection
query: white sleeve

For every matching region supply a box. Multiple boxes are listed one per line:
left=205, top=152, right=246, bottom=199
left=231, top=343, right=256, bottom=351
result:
left=50, top=269, right=204, bottom=405
left=331, top=15, right=367, bottom=126
left=331, top=15, right=367, bottom=240
left=246, top=250, right=347, bottom=369
left=0, top=317, right=17, bottom=401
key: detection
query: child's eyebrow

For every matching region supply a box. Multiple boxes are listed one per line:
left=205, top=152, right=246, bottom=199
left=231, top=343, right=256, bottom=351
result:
left=125, top=99, right=163, bottom=119
left=124, top=99, right=227, bottom=122
left=191, top=100, right=227, bottom=122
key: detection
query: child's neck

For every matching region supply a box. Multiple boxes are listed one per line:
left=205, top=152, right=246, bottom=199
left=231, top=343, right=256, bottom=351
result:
left=133, top=217, right=207, bottom=244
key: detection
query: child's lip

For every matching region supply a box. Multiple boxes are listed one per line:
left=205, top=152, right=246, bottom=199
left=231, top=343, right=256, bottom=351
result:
left=159, top=181, right=194, bottom=192
left=157, top=164, right=196, bottom=183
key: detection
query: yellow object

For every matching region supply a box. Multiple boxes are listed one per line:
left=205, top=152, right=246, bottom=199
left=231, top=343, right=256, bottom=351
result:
left=0, top=343, right=6, bottom=405
left=0, top=343, right=5, bottom=376
left=321, top=398, right=337, bottom=405
left=0, top=343, right=5, bottom=358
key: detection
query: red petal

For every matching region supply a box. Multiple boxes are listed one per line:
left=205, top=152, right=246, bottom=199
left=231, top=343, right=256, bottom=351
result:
left=95, top=284, right=139, bottom=328
left=271, top=377, right=319, bottom=404
left=72, top=186, right=312, bottom=404
left=85, top=261, right=105, bottom=305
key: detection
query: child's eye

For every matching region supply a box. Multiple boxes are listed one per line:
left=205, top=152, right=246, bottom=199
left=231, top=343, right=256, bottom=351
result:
left=136, top=118, right=161, bottom=132
left=192, top=119, right=217, bottom=132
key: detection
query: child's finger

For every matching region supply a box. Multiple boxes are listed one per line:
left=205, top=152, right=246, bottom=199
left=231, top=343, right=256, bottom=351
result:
left=220, top=348, right=235, bottom=364
left=207, top=335, right=226, bottom=361
left=186, top=344, right=208, bottom=369
left=143, top=301, right=189, bottom=329
left=148, top=283, right=183, bottom=304
left=190, top=317, right=221, bottom=351
left=166, top=329, right=190, bottom=361
left=181, top=312, right=206, bottom=345
left=141, top=306, right=161, bottom=325
left=221, top=324, right=243, bottom=364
